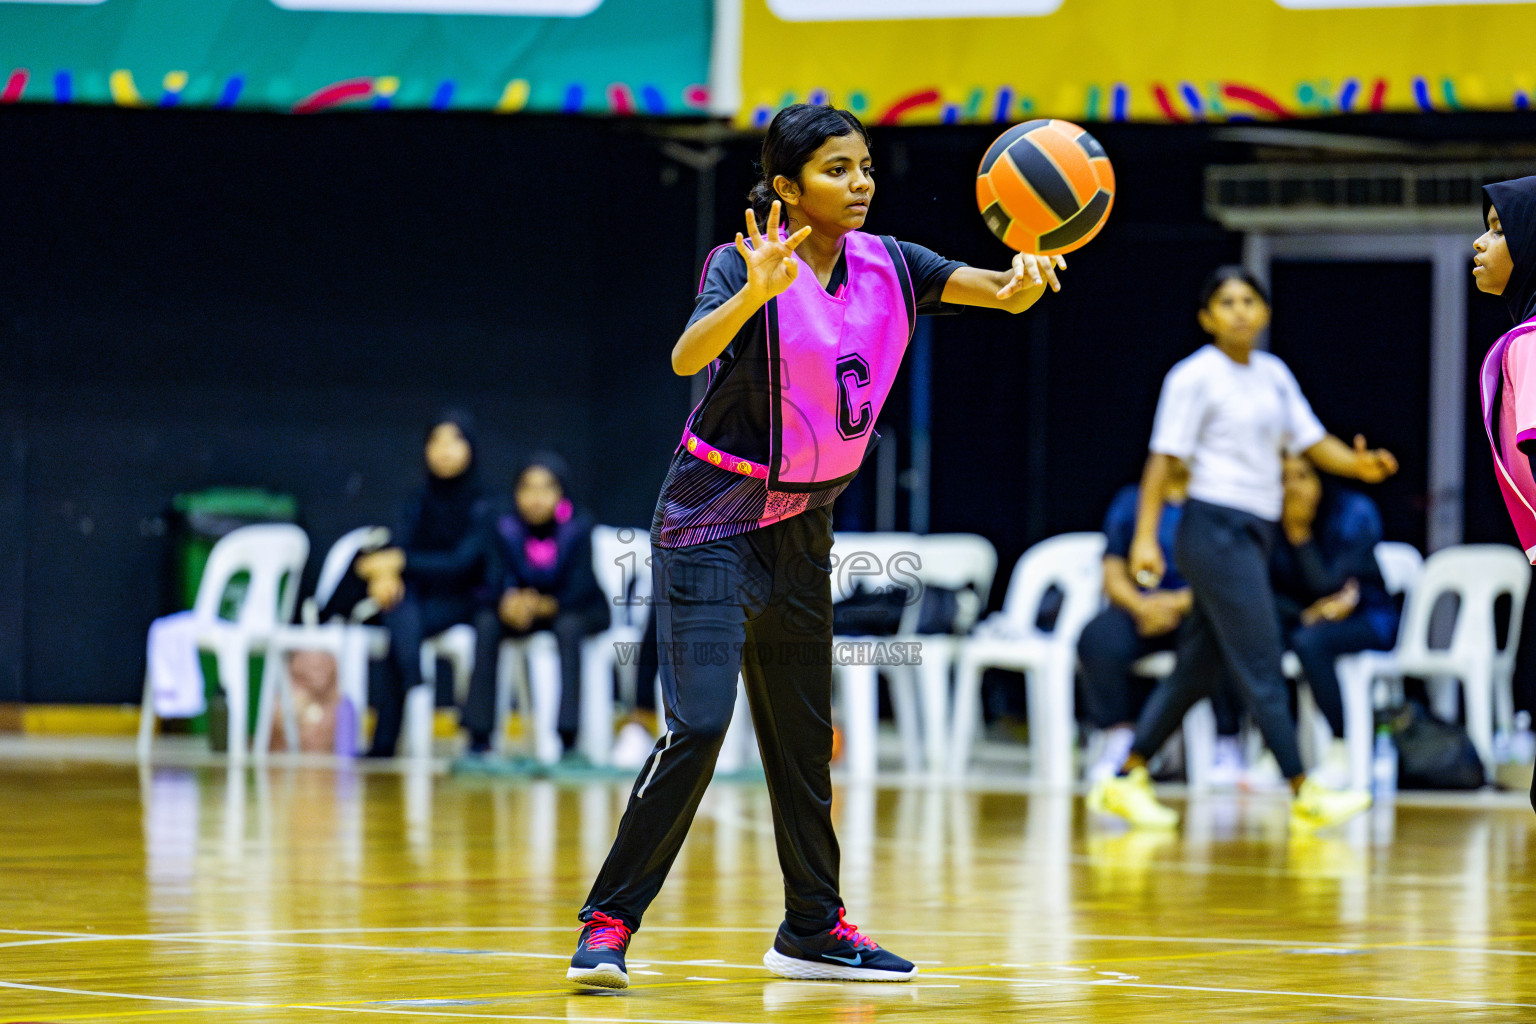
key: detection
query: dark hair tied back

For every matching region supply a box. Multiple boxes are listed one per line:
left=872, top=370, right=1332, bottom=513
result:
left=1199, top=265, right=1270, bottom=309
left=749, top=103, right=871, bottom=223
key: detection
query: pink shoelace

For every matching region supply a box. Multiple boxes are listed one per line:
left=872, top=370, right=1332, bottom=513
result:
left=830, top=907, right=878, bottom=950
left=582, top=911, right=632, bottom=951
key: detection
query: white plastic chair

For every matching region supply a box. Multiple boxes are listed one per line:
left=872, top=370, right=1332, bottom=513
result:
left=1363, top=544, right=1530, bottom=776
left=138, top=523, right=309, bottom=761
left=580, top=527, right=654, bottom=763
left=1373, top=540, right=1425, bottom=596
left=410, top=623, right=476, bottom=759
left=947, top=533, right=1106, bottom=785
left=830, top=532, right=923, bottom=780
left=494, top=525, right=654, bottom=765
left=894, top=533, right=997, bottom=776
left=258, top=526, right=391, bottom=758
left=498, top=630, right=560, bottom=763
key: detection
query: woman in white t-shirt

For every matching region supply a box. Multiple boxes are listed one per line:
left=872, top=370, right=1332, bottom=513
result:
left=1087, top=266, right=1397, bottom=831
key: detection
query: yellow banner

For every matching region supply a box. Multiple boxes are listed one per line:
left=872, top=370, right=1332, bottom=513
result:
left=739, top=0, right=1536, bottom=126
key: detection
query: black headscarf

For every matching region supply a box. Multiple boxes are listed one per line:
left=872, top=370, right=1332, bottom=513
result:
left=1483, top=176, right=1536, bottom=325
left=515, top=451, right=573, bottom=541
left=412, top=410, right=484, bottom=551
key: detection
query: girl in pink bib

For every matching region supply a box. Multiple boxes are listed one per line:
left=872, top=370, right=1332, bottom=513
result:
left=1474, top=175, right=1536, bottom=817
left=1476, top=176, right=1536, bottom=563
left=567, top=103, right=1068, bottom=991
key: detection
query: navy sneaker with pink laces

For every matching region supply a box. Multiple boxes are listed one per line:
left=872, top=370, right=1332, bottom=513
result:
left=566, top=911, right=633, bottom=989
left=762, top=907, right=917, bottom=981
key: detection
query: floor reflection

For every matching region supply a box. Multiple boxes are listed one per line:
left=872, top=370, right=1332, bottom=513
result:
left=77, top=751, right=1535, bottom=1021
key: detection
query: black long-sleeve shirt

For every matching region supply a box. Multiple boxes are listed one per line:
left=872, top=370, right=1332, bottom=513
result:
left=397, top=494, right=494, bottom=603
left=1270, top=489, right=1395, bottom=640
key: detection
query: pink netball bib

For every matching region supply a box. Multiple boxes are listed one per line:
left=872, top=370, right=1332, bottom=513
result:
left=764, top=231, right=915, bottom=490
left=1480, top=316, right=1536, bottom=562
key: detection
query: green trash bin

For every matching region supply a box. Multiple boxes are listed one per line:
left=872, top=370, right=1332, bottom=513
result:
left=169, top=488, right=299, bottom=748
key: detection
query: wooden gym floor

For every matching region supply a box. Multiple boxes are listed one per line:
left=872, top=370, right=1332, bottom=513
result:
left=2, top=737, right=1534, bottom=1023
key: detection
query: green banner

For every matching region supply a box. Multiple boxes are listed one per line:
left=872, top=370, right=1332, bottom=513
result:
left=0, top=0, right=712, bottom=114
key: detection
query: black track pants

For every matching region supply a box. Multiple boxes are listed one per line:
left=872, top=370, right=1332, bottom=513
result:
left=579, top=507, right=842, bottom=935
left=1131, top=499, right=1306, bottom=780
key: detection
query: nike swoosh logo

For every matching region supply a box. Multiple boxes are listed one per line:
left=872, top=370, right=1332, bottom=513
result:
left=823, top=953, right=862, bottom=966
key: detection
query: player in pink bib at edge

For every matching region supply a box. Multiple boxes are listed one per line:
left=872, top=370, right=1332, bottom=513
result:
left=1473, top=174, right=1536, bottom=816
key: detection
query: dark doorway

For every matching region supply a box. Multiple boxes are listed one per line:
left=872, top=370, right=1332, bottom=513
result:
left=1267, top=259, right=1432, bottom=551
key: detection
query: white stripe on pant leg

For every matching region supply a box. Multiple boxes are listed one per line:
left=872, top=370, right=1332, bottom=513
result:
left=636, top=730, right=674, bottom=799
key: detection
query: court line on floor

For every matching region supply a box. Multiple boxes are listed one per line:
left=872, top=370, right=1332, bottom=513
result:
left=16, top=944, right=1536, bottom=1020
left=937, top=972, right=1536, bottom=1010
left=6, top=925, right=1534, bottom=959
left=892, top=930, right=1536, bottom=958
left=0, top=978, right=774, bottom=1023
left=0, top=979, right=269, bottom=1009
left=10, top=932, right=1536, bottom=1003
left=876, top=929, right=1536, bottom=951
left=0, top=930, right=761, bottom=969
left=8, top=917, right=1536, bottom=1012
left=0, top=927, right=1499, bottom=951
left=11, top=961, right=1535, bottom=1020
left=8, top=924, right=1535, bottom=1014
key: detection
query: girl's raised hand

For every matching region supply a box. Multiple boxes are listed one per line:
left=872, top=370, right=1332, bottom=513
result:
left=997, top=252, right=1066, bottom=299
left=1351, top=434, right=1398, bottom=484
left=736, top=201, right=814, bottom=302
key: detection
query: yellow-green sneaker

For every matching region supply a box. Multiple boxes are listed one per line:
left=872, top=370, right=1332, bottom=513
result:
left=1086, top=766, right=1179, bottom=828
left=1290, top=777, right=1371, bottom=831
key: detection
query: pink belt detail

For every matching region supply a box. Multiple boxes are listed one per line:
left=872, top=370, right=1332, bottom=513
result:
left=680, top=429, right=769, bottom=480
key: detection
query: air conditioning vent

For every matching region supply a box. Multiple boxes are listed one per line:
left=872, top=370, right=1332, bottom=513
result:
left=1205, top=162, right=1533, bottom=231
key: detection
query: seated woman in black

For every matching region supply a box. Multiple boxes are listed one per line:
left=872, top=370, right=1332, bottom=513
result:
left=479, top=453, right=610, bottom=762
left=354, top=412, right=495, bottom=758
left=1271, top=454, right=1398, bottom=783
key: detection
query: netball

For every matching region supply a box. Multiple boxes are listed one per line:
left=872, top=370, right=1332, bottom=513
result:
left=976, top=118, right=1116, bottom=255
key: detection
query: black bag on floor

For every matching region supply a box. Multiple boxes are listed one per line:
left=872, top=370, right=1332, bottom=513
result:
left=832, top=583, right=906, bottom=636
left=914, top=584, right=983, bottom=635
left=1384, top=702, right=1486, bottom=790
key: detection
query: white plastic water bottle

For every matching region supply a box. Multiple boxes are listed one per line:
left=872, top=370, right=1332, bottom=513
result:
left=1372, top=726, right=1398, bottom=801
left=1511, top=711, right=1535, bottom=765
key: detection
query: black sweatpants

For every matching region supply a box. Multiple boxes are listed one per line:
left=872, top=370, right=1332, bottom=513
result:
left=580, top=507, right=841, bottom=934
left=369, top=593, right=491, bottom=757
left=1076, top=606, right=1244, bottom=736
left=1286, top=615, right=1393, bottom=739
left=1131, top=499, right=1307, bottom=780
left=467, top=603, right=612, bottom=749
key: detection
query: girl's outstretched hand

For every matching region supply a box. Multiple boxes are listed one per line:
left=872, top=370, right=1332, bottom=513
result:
left=997, top=252, right=1066, bottom=299
left=737, top=201, right=814, bottom=302
left=1351, top=434, right=1398, bottom=484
